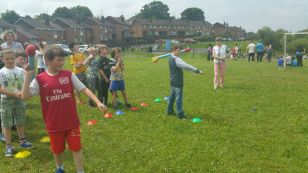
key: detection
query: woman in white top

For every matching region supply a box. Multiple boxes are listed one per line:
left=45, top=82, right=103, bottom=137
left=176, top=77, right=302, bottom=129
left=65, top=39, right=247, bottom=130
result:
left=212, top=37, right=227, bottom=90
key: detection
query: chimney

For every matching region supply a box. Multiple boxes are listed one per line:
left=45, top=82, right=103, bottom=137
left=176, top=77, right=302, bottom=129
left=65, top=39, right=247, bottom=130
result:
left=44, top=18, right=50, bottom=26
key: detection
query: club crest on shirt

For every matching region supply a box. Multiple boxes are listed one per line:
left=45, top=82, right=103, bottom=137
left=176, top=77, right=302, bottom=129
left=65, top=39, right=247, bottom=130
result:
left=59, top=77, right=69, bottom=85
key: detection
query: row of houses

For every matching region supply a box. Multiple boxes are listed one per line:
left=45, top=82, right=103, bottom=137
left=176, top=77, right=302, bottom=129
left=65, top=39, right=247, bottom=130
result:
left=0, top=16, right=246, bottom=45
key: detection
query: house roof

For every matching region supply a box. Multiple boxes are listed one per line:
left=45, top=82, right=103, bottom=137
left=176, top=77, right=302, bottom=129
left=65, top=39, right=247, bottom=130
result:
left=0, top=19, right=14, bottom=27
left=15, top=17, right=64, bottom=31
left=52, top=17, right=89, bottom=29
left=16, top=26, right=39, bottom=39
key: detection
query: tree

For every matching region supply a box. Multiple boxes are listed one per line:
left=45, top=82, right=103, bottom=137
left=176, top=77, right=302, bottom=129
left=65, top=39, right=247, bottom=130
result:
left=70, top=5, right=93, bottom=22
left=257, top=26, right=274, bottom=45
left=136, top=1, right=170, bottom=19
left=1, top=10, right=20, bottom=24
left=52, top=7, right=73, bottom=19
left=181, top=8, right=205, bottom=21
left=34, top=13, right=51, bottom=21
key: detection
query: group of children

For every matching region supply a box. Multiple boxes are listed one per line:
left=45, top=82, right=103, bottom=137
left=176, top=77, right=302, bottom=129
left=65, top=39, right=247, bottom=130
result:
left=69, top=43, right=131, bottom=109
left=0, top=40, right=134, bottom=172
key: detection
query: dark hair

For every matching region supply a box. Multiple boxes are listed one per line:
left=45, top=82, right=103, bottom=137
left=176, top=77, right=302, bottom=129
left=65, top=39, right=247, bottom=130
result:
left=98, top=44, right=108, bottom=54
left=215, top=37, right=222, bottom=41
left=172, top=45, right=182, bottom=51
left=16, top=50, right=26, bottom=58
left=69, top=42, right=77, bottom=50
left=111, top=47, right=121, bottom=58
left=44, top=45, right=65, bottom=61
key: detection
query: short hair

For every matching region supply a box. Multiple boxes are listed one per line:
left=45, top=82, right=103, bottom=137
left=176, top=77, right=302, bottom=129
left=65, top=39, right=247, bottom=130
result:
left=172, top=45, right=181, bottom=51
left=111, top=47, right=121, bottom=58
left=215, top=37, right=222, bottom=41
left=98, top=44, right=108, bottom=54
left=1, top=49, right=15, bottom=58
left=1, top=30, right=17, bottom=41
left=69, top=42, right=77, bottom=50
left=44, top=45, right=65, bottom=61
left=16, top=50, right=26, bottom=58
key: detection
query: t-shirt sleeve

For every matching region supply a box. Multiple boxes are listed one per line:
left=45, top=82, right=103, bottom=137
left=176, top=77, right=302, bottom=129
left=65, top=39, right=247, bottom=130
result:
left=70, top=55, right=75, bottom=65
left=29, top=78, right=40, bottom=96
left=71, top=73, right=86, bottom=92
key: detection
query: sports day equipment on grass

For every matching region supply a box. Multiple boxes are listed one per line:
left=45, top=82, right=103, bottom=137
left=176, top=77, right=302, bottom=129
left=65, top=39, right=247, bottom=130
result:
left=104, top=113, right=113, bottom=118
left=87, top=120, right=97, bottom=126
left=40, top=136, right=50, bottom=143
left=115, top=110, right=124, bottom=115
left=15, top=150, right=31, bottom=159
left=191, top=118, right=202, bottom=123
left=152, top=48, right=192, bottom=63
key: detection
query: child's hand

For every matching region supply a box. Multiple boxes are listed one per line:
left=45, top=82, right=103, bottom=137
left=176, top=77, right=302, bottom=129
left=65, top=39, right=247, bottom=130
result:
left=24, top=64, right=34, bottom=77
left=15, top=92, right=22, bottom=99
left=97, top=103, right=108, bottom=113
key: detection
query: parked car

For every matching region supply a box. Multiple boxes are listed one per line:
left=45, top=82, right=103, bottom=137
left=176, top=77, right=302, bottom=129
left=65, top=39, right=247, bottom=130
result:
left=52, top=44, right=72, bottom=56
left=78, top=44, right=89, bottom=53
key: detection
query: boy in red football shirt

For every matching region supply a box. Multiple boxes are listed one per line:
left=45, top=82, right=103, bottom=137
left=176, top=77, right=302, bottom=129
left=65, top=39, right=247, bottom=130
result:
left=22, top=46, right=107, bottom=173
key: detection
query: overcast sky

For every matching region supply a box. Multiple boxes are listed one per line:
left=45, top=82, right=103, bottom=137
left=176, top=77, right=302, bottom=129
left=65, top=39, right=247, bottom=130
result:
left=1, top=0, right=308, bottom=32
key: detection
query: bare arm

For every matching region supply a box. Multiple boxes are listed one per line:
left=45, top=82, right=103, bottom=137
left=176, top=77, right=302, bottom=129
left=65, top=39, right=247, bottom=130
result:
left=21, top=67, right=33, bottom=100
left=0, top=87, right=22, bottom=99
left=83, top=55, right=95, bottom=65
left=80, top=87, right=107, bottom=112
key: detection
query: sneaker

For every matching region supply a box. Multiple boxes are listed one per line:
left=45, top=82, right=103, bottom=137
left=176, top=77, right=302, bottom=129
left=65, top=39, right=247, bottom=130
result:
left=179, top=116, right=187, bottom=120
left=20, top=141, right=34, bottom=149
left=0, top=133, right=5, bottom=142
left=5, top=146, right=14, bottom=157
left=113, top=105, right=119, bottom=110
left=125, top=103, right=132, bottom=108
left=55, top=168, right=65, bottom=173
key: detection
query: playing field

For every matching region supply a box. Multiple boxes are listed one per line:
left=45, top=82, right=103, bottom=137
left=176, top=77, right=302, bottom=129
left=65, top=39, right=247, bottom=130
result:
left=1, top=52, right=307, bottom=173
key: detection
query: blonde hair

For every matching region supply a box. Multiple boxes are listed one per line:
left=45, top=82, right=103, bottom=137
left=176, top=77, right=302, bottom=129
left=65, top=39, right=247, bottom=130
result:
left=1, top=49, right=15, bottom=58
left=1, top=30, right=17, bottom=41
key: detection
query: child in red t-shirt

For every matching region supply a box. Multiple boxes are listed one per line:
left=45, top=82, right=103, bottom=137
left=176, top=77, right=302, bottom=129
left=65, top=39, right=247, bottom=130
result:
left=22, top=46, right=107, bottom=173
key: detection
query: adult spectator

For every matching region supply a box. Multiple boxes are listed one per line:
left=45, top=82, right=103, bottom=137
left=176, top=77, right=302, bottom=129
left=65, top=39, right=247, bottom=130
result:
left=1, top=30, right=24, bottom=52
left=256, top=40, right=264, bottom=62
left=296, top=45, right=305, bottom=67
left=247, top=41, right=255, bottom=62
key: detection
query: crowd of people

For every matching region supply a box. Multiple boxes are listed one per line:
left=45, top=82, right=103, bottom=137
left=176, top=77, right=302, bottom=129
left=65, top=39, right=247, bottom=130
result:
left=0, top=29, right=306, bottom=173
left=0, top=30, right=134, bottom=173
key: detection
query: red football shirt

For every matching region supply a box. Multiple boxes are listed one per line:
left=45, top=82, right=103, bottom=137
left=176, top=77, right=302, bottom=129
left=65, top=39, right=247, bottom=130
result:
left=36, top=70, right=80, bottom=132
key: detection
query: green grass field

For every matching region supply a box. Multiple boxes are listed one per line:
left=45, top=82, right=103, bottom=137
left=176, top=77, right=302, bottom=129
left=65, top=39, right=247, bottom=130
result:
left=1, top=52, right=308, bottom=173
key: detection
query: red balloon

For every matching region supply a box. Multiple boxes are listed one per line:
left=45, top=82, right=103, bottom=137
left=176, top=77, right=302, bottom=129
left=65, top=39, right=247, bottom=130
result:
left=25, top=44, right=36, bottom=56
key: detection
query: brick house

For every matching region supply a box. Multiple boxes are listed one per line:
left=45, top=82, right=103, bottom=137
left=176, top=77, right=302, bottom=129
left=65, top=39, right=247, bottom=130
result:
left=213, top=22, right=246, bottom=39
left=52, top=17, right=92, bottom=44
left=130, top=18, right=212, bottom=39
left=82, top=17, right=115, bottom=44
left=104, top=16, right=131, bottom=45
left=15, top=17, right=65, bottom=44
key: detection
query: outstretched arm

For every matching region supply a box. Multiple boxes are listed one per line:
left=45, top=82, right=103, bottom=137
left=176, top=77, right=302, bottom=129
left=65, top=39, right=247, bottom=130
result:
left=175, top=58, right=203, bottom=74
left=80, top=88, right=107, bottom=112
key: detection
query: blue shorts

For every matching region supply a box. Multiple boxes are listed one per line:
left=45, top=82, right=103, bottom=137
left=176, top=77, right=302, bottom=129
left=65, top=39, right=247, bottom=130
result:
left=110, top=80, right=125, bottom=91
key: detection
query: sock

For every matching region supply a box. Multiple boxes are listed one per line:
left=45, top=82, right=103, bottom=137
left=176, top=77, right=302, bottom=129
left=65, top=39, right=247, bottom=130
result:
left=20, top=138, right=26, bottom=144
left=56, top=164, right=64, bottom=170
left=6, top=144, right=12, bottom=148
